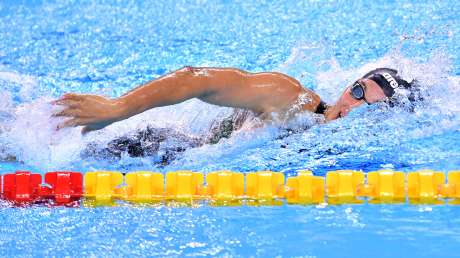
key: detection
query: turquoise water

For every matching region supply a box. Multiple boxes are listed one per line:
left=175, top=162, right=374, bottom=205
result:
left=1, top=0, right=460, bottom=257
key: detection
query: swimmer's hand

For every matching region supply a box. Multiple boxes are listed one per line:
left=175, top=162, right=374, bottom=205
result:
left=52, top=93, right=125, bottom=134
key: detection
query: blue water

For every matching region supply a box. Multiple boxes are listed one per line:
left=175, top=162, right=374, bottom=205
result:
left=1, top=0, right=460, bottom=257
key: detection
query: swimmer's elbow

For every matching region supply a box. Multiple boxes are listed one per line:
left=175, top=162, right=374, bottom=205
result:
left=173, top=66, right=251, bottom=104
left=172, top=66, right=213, bottom=98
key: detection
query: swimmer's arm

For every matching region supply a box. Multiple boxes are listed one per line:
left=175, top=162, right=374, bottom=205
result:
left=116, top=67, right=320, bottom=114
left=54, top=66, right=322, bottom=133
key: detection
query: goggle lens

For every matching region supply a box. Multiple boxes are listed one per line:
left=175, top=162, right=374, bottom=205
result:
left=350, top=81, right=365, bottom=100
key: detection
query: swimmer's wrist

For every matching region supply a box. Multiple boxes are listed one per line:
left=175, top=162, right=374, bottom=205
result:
left=112, top=98, right=132, bottom=121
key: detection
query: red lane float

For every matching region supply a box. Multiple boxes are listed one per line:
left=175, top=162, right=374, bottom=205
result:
left=1, top=171, right=83, bottom=205
left=2, top=171, right=42, bottom=203
left=42, top=171, right=83, bottom=205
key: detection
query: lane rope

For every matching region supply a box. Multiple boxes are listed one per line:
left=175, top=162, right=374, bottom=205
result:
left=1, top=170, right=459, bottom=206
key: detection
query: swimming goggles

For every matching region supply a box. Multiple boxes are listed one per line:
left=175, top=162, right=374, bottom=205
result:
left=350, top=80, right=369, bottom=104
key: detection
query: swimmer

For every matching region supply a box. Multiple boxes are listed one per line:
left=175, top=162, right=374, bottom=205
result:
left=53, top=67, right=420, bottom=164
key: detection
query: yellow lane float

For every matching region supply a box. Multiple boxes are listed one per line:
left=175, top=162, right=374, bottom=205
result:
left=165, top=171, right=204, bottom=200
left=326, top=170, right=365, bottom=204
left=357, top=170, right=405, bottom=203
left=285, top=170, right=324, bottom=204
left=84, top=171, right=123, bottom=204
left=121, top=171, right=164, bottom=202
left=206, top=171, right=244, bottom=200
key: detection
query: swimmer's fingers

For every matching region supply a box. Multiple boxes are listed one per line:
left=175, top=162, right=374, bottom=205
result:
left=56, top=118, right=80, bottom=130
left=51, top=93, right=90, bottom=106
left=61, top=93, right=86, bottom=101
left=51, top=98, right=81, bottom=108
left=52, top=108, right=84, bottom=118
left=56, top=118, right=90, bottom=130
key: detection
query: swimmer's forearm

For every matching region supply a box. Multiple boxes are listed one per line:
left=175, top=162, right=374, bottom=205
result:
left=114, top=67, right=214, bottom=120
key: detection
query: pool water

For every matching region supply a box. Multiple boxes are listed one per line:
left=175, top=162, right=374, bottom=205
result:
left=1, top=0, right=460, bottom=257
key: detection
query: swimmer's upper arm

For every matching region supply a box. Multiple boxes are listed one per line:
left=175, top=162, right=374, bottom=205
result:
left=166, top=66, right=249, bottom=99
left=197, top=68, right=316, bottom=114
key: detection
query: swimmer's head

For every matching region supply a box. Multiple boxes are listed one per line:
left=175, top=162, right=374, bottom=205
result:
left=324, top=68, right=419, bottom=121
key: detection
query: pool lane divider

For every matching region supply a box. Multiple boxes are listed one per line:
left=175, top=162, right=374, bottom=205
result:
left=1, top=170, right=460, bottom=206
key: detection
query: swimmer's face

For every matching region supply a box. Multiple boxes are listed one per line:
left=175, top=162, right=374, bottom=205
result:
left=324, top=78, right=387, bottom=121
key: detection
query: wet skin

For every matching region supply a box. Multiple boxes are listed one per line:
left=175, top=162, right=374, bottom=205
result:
left=324, top=78, right=387, bottom=120
left=53, top=67, right=387, bottom=133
